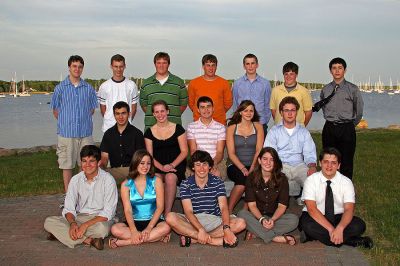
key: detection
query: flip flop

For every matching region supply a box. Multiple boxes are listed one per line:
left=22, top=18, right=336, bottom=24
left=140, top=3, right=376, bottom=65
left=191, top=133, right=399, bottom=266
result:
left=283, top=234, right=296, bottom=246
left=244, top=230, right=256, bottom=241
left=179, top=235, right=191, bottom=247
left=223, top=237, right=239, bottom=248
left=108, top=237, right=119, bottom=249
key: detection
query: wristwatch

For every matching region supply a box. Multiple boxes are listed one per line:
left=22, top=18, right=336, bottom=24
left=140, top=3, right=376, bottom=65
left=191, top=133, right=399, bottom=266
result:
left=223, top=224, right=231, bottom=230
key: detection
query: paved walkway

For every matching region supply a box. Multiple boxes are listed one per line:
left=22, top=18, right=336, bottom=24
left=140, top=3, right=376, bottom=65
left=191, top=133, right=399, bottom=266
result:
left=0, top=194, right=369, bottom=266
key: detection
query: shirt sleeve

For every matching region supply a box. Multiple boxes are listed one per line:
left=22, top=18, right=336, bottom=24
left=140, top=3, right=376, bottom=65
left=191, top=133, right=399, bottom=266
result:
left=179, top=80, right=188, bottom=108
left=97, top=83, right=106, bottom=105
left=176, top=124, right=186, bottom=137
left=139, top=84, right=147, bottom=108
left=232, top=80, right=239, bottom=111
left=277, top=176, right=289, bottom=206
left=187, top=81, right=195, bottom=112
left=343, top=178, right=356, bottom=203
left=62, top=177, right=79, bottom=218
left=89, top=85, right=98, bottom=110
left=302, top=129, right=317, bottom=165
left=302, top=89, right=313, bottom=112
left=301, top=174, right=316, bottom=202
left=131, top=82, right=139, bottom=104
left=97, top=174, right=118, bottom=220
left=215, top=177, right=227, bottom=198
left=270, top=88, right=277, bottom=110
left=50, top=85, right=61, bottom=110
left=263, top=127, right=277, bottom=149
left=217, top=124, right=226, bottom=141
left=353, top=88, right=364, bottom=126
left=244, top=176, right=256, bottom=203
left=100, top=131, right=110, bottom=153
left=187, top=123, right=194, bottom=140
left=135, top=129, right=145, bottom=150
left=143, top=128, right=153, bottom=140
left=179, top=179, right=191, bottom=200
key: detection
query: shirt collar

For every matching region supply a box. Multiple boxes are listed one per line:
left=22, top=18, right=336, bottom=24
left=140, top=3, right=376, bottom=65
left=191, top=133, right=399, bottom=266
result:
left=197, top=118, right=215, bottom=127
left=244, top=74, right=259, bottom=82
left=318, top=171, right=339, bottom=184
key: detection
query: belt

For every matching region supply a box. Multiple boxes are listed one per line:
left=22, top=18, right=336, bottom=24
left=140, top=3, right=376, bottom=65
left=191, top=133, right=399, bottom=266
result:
left=326, top=120, right=353, bottom=126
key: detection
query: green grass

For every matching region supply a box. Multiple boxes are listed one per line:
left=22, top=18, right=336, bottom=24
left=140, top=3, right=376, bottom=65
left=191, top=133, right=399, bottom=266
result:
left=0, top=129, right=399, bottom=264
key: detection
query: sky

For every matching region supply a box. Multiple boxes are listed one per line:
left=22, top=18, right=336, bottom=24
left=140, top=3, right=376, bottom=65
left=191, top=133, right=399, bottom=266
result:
left=0, top=0, right=399, bottom=84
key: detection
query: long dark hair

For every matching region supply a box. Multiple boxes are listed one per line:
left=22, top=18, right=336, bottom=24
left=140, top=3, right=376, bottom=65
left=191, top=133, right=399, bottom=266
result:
left=250, top=147, right=285, bottom=189
left=228, top=100, right=260, bottom=126
left=128, top=149, right=154, bottom=180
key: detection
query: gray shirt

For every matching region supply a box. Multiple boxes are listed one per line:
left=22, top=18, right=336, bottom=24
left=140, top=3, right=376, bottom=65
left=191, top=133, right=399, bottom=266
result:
left=321, top=80, right=363, bottom=125
left=62, top=168, right=118, bottom=221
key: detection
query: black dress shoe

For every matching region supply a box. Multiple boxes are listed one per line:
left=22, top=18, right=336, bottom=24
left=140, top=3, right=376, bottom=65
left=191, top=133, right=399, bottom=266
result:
left=46, top=233, right=57, bottom=241
left=90, top=238, right=104, bottom=250
left=345, top=236, right=373, bottom=249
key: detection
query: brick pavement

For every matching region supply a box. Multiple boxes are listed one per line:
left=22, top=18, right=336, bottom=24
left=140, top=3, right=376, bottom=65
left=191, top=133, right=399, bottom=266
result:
left=0, top=195, right=369, bottom=266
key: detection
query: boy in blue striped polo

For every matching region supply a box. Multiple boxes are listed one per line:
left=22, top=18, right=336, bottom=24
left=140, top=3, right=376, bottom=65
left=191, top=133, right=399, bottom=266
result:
left=51, top=55, right=98, bottom=195
left=166, top=150, right=246, bottom=247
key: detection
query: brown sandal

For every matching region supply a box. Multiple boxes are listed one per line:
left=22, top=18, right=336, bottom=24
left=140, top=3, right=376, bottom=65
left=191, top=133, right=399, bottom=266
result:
left=108, top=238, right=119, bottom=249
left=283, top=234, right=296, bottom=246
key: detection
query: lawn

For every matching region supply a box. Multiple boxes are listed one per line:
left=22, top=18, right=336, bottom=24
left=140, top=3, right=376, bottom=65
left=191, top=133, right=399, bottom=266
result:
left=0, top=129, right=399, bottom=264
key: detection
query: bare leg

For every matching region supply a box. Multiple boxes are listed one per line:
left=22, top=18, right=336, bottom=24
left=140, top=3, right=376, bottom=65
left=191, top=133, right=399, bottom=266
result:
left=228, top=185, right=245, bottom=214
left=164, top=173, right=178, bottom=216
left=145, top=222, right=171, bottom=243
left=63, top=169, right=73, bottom=192
left=272, top=235, right=296, bottom=245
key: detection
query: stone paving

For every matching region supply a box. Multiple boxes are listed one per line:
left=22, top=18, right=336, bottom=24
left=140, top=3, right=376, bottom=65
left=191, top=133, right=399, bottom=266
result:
left=0, top=194, right=369, bottom=266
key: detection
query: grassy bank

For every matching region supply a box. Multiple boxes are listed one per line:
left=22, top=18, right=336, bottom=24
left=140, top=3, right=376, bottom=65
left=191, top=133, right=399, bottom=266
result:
left=0, top=129, right=399, bottom=264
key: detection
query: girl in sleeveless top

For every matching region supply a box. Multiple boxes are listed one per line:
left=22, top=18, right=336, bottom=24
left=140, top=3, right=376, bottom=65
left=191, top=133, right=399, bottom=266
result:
left=144, top=100, right=188, bottom=216
left=109, top=150, right=171, bottom=248
left=226, top=100, right=264, bottom=214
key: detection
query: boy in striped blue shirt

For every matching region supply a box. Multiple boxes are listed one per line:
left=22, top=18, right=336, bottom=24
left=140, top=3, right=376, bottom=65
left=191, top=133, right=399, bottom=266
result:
left=51, top=55, right=98, bottom=194
left=166, top=150, right=246, bottom=247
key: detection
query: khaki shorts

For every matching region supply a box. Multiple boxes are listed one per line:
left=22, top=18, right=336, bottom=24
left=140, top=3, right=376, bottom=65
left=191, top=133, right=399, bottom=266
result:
left=56, top=136, right=94, bottom=169
left=178, top=213, right=236, bottom=232
left=105, top=167, right=129, bottom=180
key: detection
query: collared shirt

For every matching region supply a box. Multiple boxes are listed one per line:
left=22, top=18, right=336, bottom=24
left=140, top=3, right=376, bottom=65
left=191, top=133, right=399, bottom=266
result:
left=180, top=174, right=226, bottom=216
left=232, top=74, right=271, bottom=125
left=301, top=171, right=355, bottom=215
left=100, top=123, right=145, bottom=168
left=244, top=174, right=289, bottom=216
left=62, top=168, right=118, bottom=221
left=321, top=79, right=364, bottom=125
left=140, top=72, right=188, bottom=130
left=51, top=77, right=98, bottom=138
left=187, top=119, right=226, bottom=158
left=97, top=77, right=139, bottom=132
left=264, top=122, right=316, bottom=166
left=270, top=83, right=313, bottom=125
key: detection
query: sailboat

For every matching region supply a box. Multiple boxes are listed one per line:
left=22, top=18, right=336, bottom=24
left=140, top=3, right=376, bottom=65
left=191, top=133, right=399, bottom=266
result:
left=19, top=77, right=31, bottom=97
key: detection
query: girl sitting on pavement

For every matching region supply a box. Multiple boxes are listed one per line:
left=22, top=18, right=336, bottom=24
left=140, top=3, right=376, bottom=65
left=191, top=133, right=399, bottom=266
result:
left=109, top=150, right=171, bottom=248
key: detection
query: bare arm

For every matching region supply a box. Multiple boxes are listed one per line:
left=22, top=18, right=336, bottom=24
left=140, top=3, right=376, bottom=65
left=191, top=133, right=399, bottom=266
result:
left=305, top=200, right=335, bottom=233
left=141, top=105, right=147, bottom=113
left=100, top=104, right=106, bottom=117
left=121, top=180, right=142, bottom=244
left=304, top=110, right=312, bottom=126
left=270, top=203, right=287, bottom=222
left=170, top=133, right=188, bottom=169
left=100, top=152, right=109, bottom=169
left=130, top=103, right=137, bottom=120
left=214, top=140, right=225, bottom=165
left=187, top=139, right=197, bottom=156
left=250, top=123, right=264, bottom=172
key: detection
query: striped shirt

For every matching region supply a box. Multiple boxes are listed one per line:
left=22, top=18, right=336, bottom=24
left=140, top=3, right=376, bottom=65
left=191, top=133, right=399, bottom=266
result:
left=179, top=174, right=226, bottom=216
left=51, top=77, right=98, bottom=138
left=140, top=73, right=188, bottom=130
left=97, top=77, right=139, bottom=132
left=187, top=119, right=226, bottom=158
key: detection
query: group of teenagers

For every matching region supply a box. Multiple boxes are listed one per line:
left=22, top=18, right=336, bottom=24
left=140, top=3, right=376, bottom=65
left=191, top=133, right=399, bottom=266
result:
left=43, top=52, right=373, bottom=250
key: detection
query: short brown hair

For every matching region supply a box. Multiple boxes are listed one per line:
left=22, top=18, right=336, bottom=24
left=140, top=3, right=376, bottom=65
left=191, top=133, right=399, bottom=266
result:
left=153, top=52, right=170, bottom=64
left=279, top=96, right=300, bottom=112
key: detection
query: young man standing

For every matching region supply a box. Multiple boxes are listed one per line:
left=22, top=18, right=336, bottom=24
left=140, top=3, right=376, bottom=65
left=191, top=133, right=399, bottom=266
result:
left=270, top=62, right=313, bottom=126
left=187, top=96, right=226, bottom=178
left=166, top=150, right=246, bottom=247
left=97, top=54, right=139, bottom=133
left=264, top=97, right=317, bottom=204
left=188, top=54, right=232, bottom=125
left=51, top=55, right=98, bottom=193
left=320, top=58, right=363, bottom=179
left=44, top=145, right=118, bottom=250
left=232, top=54, right=271, bottom=135
left=299, top=147, right=372, bottom=248
left=100, top=101, right=145, bottom=180
left=140, top=52, right=188, bottom=130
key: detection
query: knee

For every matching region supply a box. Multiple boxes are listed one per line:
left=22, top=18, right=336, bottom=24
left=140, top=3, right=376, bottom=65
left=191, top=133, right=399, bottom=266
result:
left=44, top=216, right=61, bottom=232
left=232, top=217, right=246, bottom=232
left=237, top=209, right=250, bottom=219
left=165, top=212, right=178, bottom=227
left=285, top=214, right=299, bottom=230
left=91, top=222, right=110, bottom=238
left=110, top=224, right=122, bottom=237
left=347, top=217, right=366, bottom=235
left=165, top=174, right=177, bottom=185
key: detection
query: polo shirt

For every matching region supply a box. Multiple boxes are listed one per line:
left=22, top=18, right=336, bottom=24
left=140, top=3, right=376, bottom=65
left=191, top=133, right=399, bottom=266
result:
left=97, top=77, right=139, bottom=132
left=140, top=72, right=188, bottom=130
left=187, top=119, right=226, bottom=158
left=50, top=77, right=98, bottom=138
left=188, top=76, right=232, bottom=125
left=270, top=83, right=312, bottom=125
left=232, top=74, right=272, bottom=125
left=180, top=174, right=226, bottom=216
left=100, top=123, right=145, bottom=168
left=244, top=174, right=289, bottom=216
left=301, top=171, right=355, bottom=215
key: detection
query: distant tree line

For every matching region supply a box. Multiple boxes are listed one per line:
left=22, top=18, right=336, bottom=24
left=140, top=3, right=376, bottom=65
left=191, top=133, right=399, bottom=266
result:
left=0, top=78, right=324, bottom=93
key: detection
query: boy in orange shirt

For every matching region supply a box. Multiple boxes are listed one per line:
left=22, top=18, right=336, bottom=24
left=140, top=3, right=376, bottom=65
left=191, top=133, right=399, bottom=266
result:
left=188, top=54, right=232, bottom=125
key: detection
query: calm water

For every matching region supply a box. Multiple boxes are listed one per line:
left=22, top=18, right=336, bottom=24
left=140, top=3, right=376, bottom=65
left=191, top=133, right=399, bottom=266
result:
left=0, top=92, right=399, bottom=149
